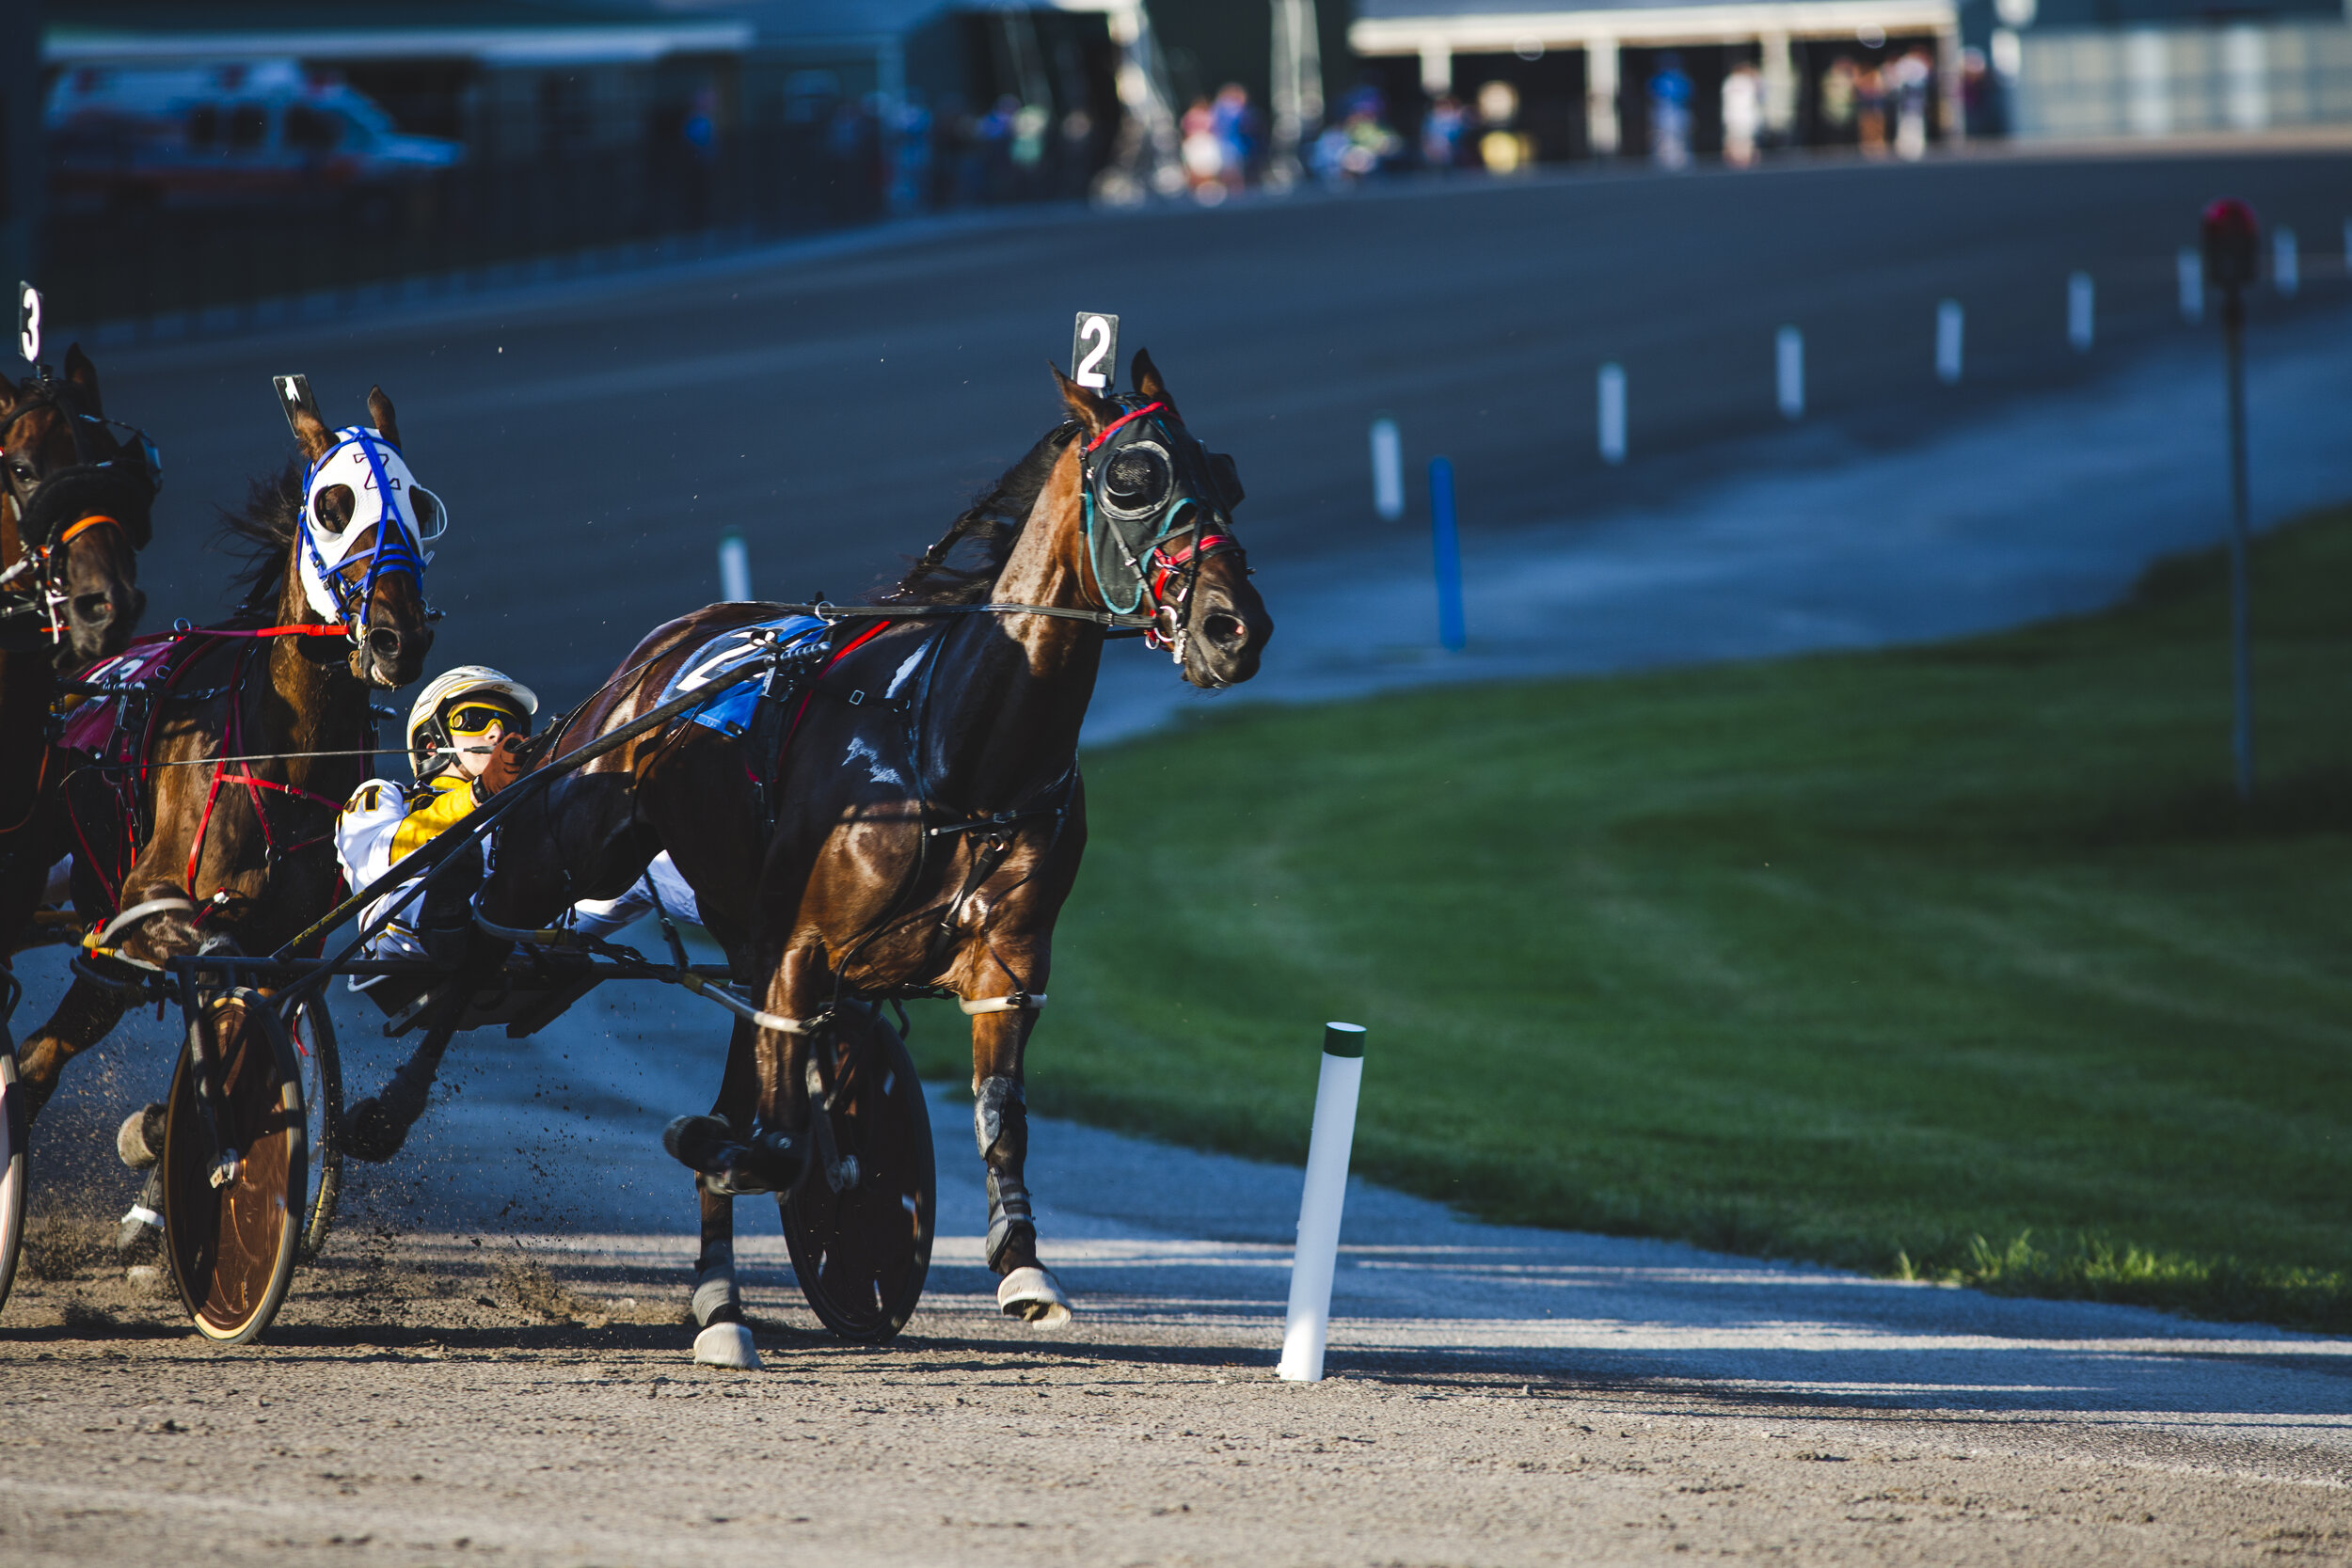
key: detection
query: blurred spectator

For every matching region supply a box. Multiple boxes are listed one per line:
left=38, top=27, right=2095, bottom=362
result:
left=825, top=97, right=881, bottom=219
left=1422, top=93, right=1469, bottom=168
left=890, top=97, right=931, bottom=214
left=1212, top=84, right=1260, bottom=185
left=1721, top=63, right=1762, bottom=166
left=1311, top=85, right=1402, bottom=183
left=683, top=87, right=718, bottom=161
left=1960, top=46, right=1998, bottom=136
left=1476, top=80, right=1527, bottom=172
left=1820, top=58, right=1858, bottom=141
left=979, top=95, right=1019, bottom=198
left=1647, top=54, right=1692, bottom=170
left=1182, top=95, right=1227, bottom=201
left=1890, top=49, right=1932, bottom=159
left=1855, top=64, right=1888, bottom=156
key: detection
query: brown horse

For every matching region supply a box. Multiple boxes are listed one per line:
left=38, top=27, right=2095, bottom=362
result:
left=13, top=386, right=435, bottom=1132
left=409, top=350, right=1268, bottom=1354
left=0, top=348, right=156, bottom=964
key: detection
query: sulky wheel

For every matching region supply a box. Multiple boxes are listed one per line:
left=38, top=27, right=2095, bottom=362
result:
left=288, top=994, right=343, bottom=1263
left=779, top=1006, right=935, bottom=1343
left=0, top=1044, right=26, bottom=1317
left=163, top=989, right=307, bottom=1345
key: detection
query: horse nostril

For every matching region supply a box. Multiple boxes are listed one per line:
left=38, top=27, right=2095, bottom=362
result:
left=72, top=593, right=115, bottom=624
left=369, top=626, right=405, bottom=663
left=1203, top=612, right=1247, bottom=646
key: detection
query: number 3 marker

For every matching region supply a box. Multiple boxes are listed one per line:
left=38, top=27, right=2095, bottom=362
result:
left=18, top=283, right=42, bottom=367
left=1071, top=311, right=1120, bottom=392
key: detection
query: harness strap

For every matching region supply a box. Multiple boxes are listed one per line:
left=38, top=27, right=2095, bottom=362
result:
left=1084, top=402, right=1167, bottom=452
left=960, top=993, right=1046, bottom=1015
left=94, top=896, right=198, bottom=948
left=778, top=620, right=895, bottom=761
left=55, top=513, right=121, bottom=547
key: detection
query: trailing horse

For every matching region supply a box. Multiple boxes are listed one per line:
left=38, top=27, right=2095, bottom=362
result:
left=369, top=350, right=1268, bottom=1354
left=0, top=348, right=158, bottom=968
left=12, top=386, right=436, bottom=1133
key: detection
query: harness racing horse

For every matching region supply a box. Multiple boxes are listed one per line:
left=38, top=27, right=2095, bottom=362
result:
left=365, top=351, right=1268, bottom=1354
left=0, top=348, right=158, bottom=965
left=12, top=386, right=436, bottom=1138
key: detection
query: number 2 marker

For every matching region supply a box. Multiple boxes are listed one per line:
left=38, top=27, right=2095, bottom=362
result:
left=1070, top=312, right=1120, bottom=391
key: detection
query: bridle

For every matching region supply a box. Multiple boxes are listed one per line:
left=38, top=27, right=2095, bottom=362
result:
left=295, top=425, right=440, bottom=650
left=0, top=382, right=159, bottom=650
left=1075, top=399, right=1248, bottom=667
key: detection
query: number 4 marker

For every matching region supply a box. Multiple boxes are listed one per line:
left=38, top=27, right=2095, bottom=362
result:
left=1071, top=312, right=1120, bottom=392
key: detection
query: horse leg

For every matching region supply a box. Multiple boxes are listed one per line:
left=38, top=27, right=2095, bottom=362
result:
left=341, top=1004, right=462, bottom=1163
left=13, top=973, right=137, bottom=1127
left=972, top=1009, right=1071, bottom=1323
left=662, top=947, right=815, bottom=1195
left=687, top=1017, right=761, bottom=1370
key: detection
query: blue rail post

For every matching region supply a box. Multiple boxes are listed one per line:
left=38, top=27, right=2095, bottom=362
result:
left=1428, top=456, right=1465, bottom=652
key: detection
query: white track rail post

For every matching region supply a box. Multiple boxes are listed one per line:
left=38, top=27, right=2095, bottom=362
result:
left=1370, top=416, right=1404, bottom=522
left=2068, top=272, right=2094, bottom=352
left=1934, top=300, right=1964, bottom=385
left=1774, top=326, right=1804, bottom=420
left=1597, top=363, right=1627, bottom=466
left=718, top=531, right=752, bottom=602
left=1279, top=1022, right=1366, bottom=1383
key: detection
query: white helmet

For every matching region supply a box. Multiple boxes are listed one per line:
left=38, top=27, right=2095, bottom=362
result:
left=405, top=664, right=539, bottom=779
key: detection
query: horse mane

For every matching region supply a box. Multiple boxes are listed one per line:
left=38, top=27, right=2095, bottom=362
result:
left=880, top=421, right=1080, bottom=605
left=213, top=460, right=304, bottom=614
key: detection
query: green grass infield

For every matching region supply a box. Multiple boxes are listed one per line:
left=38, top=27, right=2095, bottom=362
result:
left=909, top=504, right=2352, bottom=1334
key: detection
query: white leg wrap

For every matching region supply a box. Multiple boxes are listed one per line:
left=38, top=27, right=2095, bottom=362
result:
left=996, top=1265, right=1073, bottom=1324
left=692, top=1322, right=761, bottom=1370
left=691, top=1266, right=739, bottom=1329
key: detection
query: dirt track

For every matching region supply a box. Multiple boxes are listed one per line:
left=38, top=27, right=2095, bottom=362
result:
left=5, top=1221, right=2348, bottom=1568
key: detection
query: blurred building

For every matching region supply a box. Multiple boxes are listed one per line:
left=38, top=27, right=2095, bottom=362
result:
left=1986, top=0, right=2352, bottom=137
left=1351, top=0, right=2352, bottom=156
left=1351, top=0, right=1963, bottom=161
left=43, top=1, right=755, bottom=165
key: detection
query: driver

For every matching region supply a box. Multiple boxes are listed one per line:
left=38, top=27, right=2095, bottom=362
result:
left=337, top=665, right=536, bottom=972
left=336, top=665, right=708, bottom=973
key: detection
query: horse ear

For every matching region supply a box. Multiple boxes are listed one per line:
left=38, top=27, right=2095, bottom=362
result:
left=1051, top=362, right=1118, bottom=436
left=365, top=385, right=403, bottom=451
left=289, top=403, right=336, bottom=463
left=63, top=343, right=102, bottom=411
left=1131, top=346, right=1181, bottom=421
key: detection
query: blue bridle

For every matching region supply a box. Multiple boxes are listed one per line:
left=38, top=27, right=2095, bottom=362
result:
left=298, top=427, right=429, bottom=632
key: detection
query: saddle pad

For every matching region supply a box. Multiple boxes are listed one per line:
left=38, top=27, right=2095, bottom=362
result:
left=659, top=614, right=826, bottom=736
left=57, top=639, right=179, bottom=753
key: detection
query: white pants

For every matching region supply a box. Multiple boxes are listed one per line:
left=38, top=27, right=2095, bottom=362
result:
left=563, top=852, right=703, bottom=940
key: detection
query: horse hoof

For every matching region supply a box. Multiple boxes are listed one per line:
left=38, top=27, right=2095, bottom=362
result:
left=996, top=1266, right=1073, bottom=1324
left=116, top=1102, right=167, bottom=1170
left=663, top=1115, right=734, bottom=1171
left=340, top=1097, right=409, bottom=1164
left=692, top=1323, right=761, bottom=1370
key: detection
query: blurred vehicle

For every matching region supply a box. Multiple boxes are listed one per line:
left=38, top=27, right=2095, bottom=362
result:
left=46, top=59, right=463, bottom=215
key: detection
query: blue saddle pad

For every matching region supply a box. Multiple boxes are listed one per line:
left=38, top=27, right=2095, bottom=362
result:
left=659, top=614, right=827, bottom=737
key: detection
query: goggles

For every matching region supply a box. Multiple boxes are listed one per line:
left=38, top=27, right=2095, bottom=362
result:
left=443, top=703, right=527, bottom=737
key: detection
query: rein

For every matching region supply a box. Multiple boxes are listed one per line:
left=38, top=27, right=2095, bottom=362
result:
left=61, top=619, right=362, bottom=927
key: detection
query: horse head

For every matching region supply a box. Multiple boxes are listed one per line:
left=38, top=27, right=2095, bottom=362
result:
left=1052, top=348, right=1272, bottom=690
left=285, top=386, right=437, bottom=689
left=0, top=345, right=154, bottom=664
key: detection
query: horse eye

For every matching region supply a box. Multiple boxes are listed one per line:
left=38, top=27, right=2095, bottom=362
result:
left=1103, top=448, right=1170, bottom=509
left=312, top=484, right=356, bottom=531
